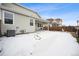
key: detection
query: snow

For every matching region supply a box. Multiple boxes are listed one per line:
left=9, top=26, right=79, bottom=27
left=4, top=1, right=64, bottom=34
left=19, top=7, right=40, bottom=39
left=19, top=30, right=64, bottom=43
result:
left=0, top=31, right=79, bottom=56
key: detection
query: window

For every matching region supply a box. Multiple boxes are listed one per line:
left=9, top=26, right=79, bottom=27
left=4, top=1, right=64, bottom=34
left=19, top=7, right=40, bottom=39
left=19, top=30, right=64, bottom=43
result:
left=30, top=19, right=33, bottom=26
left=38, top=23, right=39, bottom=27
left=40, top=24, right=42, bottom=27
left=4, top=11, right=13, bottom=24
left=38, top=23, right=42, bottom=27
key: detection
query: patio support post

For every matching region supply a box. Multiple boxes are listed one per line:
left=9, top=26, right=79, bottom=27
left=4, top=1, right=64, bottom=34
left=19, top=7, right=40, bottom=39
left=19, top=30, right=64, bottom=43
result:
left=48, top=23, right=50, bottom=31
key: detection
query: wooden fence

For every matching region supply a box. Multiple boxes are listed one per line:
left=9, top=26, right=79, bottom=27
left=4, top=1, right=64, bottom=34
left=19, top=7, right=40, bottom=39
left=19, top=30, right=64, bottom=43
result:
left=43, top=26, right=76, bottom=32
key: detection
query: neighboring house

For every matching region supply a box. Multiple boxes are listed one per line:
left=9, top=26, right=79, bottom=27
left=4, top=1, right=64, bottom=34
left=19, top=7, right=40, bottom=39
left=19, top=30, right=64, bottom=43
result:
left=47, top=18, right=63, bottom=27
left=0, top=3, right=46, bottom=35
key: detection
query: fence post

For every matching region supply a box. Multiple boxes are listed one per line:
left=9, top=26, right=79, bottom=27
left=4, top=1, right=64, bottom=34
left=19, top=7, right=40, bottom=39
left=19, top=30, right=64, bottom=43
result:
left=77, top=29, right=79, bottom=37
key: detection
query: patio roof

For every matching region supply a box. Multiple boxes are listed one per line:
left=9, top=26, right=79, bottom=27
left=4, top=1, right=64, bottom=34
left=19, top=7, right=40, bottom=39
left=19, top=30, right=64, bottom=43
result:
left=36, top=19, right=49, bottom=23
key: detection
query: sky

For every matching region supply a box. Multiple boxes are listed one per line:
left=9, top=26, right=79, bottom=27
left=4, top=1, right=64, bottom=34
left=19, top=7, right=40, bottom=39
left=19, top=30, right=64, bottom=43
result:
left=20, top=3, right=79, bottom=26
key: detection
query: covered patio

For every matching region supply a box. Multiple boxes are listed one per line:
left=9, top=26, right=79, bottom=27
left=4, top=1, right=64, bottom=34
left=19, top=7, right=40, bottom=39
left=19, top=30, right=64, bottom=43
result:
left=35, top=19, right=48, bottom=31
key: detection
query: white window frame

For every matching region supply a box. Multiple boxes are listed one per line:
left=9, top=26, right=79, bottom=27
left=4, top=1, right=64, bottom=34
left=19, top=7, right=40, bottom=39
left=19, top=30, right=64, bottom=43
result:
left=3, top=11, right=14, bottom=25
left=30, top=19, right=33, bottom=26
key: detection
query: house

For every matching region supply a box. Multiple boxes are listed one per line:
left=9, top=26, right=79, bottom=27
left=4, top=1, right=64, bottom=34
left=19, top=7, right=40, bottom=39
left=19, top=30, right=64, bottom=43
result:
left=47, top=18, right=63, bottom=27
left=0, top=3, right=47, bottom=36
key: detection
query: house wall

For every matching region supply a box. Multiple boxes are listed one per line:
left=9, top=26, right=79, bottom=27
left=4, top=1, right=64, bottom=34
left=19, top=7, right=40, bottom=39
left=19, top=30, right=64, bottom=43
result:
left=1, top=10, right=36, bottom=35
left=1, top=10, right=15, bottom=35
left=14, top=13, right=35, bottom=34
left=0, top=9, right=1, bottom=35
left=1, top=3, right=41, bottom=19
left=0, top=9, right=1, bottom=20
left=0, top=9, right=3, bottom=35
left=0, top=3, right=41, bottom=35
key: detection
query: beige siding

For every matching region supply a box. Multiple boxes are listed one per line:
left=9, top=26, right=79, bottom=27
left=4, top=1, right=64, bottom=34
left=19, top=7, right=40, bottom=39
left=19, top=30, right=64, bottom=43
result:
left=1, top=24, right=15, bottom=35
left=1, top=10, right=15, bottom=35
left=1, top=3, right=42, bottom=35
left=1, top=3, right=40, bottom=19
left=0, top=9, right=1, bottom=20
left=1, top=10, right=36, bottom=35
left=14, top=13, right=35, bottom=34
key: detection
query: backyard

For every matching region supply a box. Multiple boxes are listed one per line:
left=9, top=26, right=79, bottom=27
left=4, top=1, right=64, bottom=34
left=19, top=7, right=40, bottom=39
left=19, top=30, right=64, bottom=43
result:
left=0, top=31, right=79, bottom=56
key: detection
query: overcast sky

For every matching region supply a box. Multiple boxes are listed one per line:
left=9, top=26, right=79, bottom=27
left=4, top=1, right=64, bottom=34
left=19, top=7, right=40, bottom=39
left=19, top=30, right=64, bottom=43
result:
left=20, top=3, right=79, bottom=26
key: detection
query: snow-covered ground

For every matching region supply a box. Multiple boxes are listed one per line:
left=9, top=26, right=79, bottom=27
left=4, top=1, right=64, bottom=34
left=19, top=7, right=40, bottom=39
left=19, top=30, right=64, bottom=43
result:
left=0, top=31, right=79, bottom=56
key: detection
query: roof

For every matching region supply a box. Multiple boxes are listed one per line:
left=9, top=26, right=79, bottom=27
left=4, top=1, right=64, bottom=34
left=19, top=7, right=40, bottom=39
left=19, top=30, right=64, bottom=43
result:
left=13, top=3, right=41, bottom=18
left=47, top=18, right=63, bottom=22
